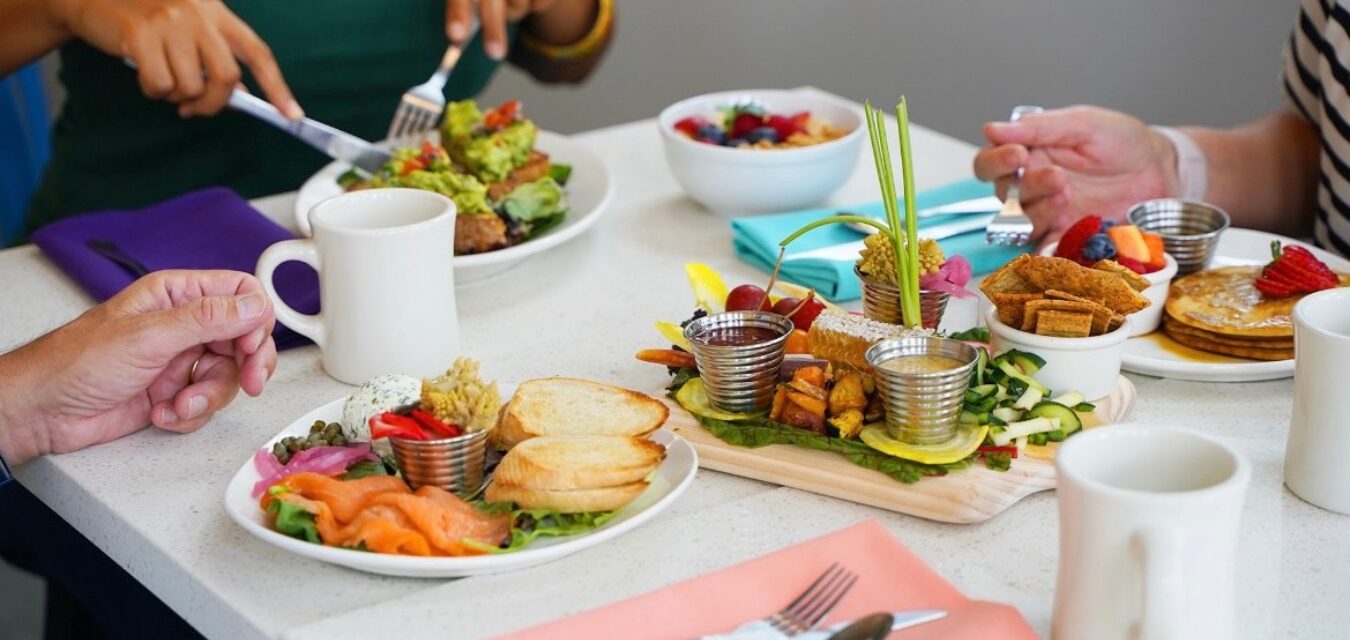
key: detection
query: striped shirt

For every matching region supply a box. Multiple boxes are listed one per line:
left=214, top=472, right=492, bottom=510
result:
left=1284, top=0, right=1350, bottom=256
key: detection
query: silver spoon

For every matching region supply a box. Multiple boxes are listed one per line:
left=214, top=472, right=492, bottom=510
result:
left=827, top=612, right=894, bottom=640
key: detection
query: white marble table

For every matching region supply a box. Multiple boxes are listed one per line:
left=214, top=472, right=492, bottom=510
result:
left=4, top=89, right=1349, bottom=639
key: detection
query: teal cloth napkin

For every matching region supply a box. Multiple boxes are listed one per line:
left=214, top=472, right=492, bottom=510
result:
left=731, top=178, right=1029, bottom=301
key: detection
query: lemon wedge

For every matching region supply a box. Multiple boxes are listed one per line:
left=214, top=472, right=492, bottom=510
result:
left=685, top=263, right=728, bottom=313
left=673, top=378, right=763, bottom=421
left=655, top=321, right=691, bottom=350
left=859, top=423, right=989, bottom=465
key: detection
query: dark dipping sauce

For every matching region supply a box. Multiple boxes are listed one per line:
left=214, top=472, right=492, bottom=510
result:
left=693, top=326, right=784, bottom=347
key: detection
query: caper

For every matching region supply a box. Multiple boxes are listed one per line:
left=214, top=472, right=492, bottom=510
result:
left=331, top=435, right=347, bottom=446
left=310, top=420, right=326, bottom=434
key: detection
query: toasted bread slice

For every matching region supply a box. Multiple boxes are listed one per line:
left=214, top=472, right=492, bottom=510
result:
left=484, top=480, right=649, bottom=513
left=493, top=435, right=665, bottom=490
left=494, top=378, right=669, bottom=449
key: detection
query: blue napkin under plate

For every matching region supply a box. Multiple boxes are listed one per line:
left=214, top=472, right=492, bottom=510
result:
left=731, top=178, right=1029, bottom=301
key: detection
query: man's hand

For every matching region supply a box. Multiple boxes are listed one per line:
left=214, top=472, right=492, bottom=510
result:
left=973, top=106, right=1179, bottom=245
left=50, top=0, right=301, bottom=118
left=0, top=270, right=278, bottom=465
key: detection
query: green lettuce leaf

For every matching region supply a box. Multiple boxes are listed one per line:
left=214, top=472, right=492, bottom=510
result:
left=946, top=326, right=991, bottom=343
left=548, top=162, right=573, bottom=185
left=266, top=500, right=320, bottom=544
left=501, top=177, right=565, bottom=222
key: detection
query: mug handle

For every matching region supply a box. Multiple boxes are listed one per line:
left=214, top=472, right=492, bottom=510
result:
left=1136, top=527, right=1184, bottom=640
left=255, top=239, right=326, bottom=347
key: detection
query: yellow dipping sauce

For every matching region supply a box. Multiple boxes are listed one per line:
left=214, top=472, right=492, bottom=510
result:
left=878, top=354, right=966, bottom=374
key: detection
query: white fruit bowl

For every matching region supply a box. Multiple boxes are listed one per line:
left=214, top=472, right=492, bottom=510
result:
left=657, top=89, right=863, bottom=216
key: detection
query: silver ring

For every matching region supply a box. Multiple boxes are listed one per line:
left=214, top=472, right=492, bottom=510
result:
left=188, top=359, right=201, bottom=384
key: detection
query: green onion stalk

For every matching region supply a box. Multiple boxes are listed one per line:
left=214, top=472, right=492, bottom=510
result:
left=777, top=97, right=924, bottom=328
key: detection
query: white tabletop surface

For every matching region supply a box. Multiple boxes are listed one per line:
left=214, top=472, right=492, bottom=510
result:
left=4, top=88, right=1349, bottom=639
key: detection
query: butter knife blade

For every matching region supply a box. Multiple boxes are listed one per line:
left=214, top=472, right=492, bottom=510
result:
left=785, top=215, right=994, bottom=263
left=227, top=90, right=390, bottom=174
left=794, top=609, right=948, bottom=640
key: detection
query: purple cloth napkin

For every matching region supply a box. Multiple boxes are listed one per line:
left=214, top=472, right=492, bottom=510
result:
left=30, top=187, right=319, bottom=350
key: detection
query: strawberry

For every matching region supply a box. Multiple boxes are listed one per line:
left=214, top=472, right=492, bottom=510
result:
left=1114, top=255, right=1149, bottom=274
left=674, top=116, right=707, bottom=138
left=730, top=112, right=764, bottom=139
left=1055, top=215, right=1103, bottom=265
left=766, top=114, right=804, bottom=140
left=1255, top=241, right=1340, bottom=297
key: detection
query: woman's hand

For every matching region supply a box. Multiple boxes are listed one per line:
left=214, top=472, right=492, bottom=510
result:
left=445, top=0, right=597, bottom=59
left=0, top=270, right=278, bottom=465
left=50, top=0, right=301, bottom=118
left=973, top=106, right=1179, bottom=245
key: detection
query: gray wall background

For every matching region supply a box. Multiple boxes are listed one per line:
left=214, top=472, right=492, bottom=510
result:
left=479, top=0, right=1297, bottom=142
left=6, top=2, right=1299, bottom=639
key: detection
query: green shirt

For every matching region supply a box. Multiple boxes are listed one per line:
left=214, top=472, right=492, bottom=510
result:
left=24, top=0, right=510, bottom=241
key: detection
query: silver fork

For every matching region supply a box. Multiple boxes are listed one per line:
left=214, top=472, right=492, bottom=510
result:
left=385, top=23, right=480, bottom=144
left=765, top=563, right=859, bottom=636
left=985, top=105, right=1044, bottom=246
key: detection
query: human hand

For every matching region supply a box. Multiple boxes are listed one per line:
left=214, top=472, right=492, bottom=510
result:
left=973, top=106, right=1179, bottom=245
left=50, top=0, right=301, bottom=118
left=0, top=270, right=278, bottom=465
left=445, top=0, right=592, bottom=59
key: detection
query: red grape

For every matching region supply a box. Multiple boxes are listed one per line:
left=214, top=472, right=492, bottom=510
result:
left=773, top=296, right=826, bottom=331
left=725, top=284, right=771, bottom=311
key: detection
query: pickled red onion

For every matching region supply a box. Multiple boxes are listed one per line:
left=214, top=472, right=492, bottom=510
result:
left=251, top=443, right=379, bottom=498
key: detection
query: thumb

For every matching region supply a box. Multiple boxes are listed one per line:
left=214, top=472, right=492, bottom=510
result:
left=984, top=111, right=1088, bottom=148
left=143, top=292, right=271, bottom=356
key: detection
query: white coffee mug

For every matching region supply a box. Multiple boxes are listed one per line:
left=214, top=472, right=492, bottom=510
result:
left=1285, top=287, right=1350, bottom=514
left=256, top=189, right=460, bottom=384
left=1053, top=425, right=1250, bottom=640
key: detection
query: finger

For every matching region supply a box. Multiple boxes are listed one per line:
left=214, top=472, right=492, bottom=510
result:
left=238, top=334, right=278, bottom=397
left=446, top=0, right=473, bottom=41
left=134, top=291, right=272, bottom=363
left=147, top=346, right=207, bottom=405
left=983, top=109, right=1091, bottom=148
left=480, top=0, right=508, bottom=60
left=972, top=144, right=1028, bottom=182
left=125, top=30, right=175, bottom=99
left=217, top=11, right=303, bottom=119
left=153, top=353, right=241, bottom=432
left=505, top=0, right=531, bottom=21
left=164, top=30, right=205, bottom=106
left=1015, top=166, right=1070, bottom=205
left=180, top=23, right=242, bottom=117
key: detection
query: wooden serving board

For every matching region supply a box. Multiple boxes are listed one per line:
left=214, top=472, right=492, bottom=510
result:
left=661, top=376, right=1137, bottom=524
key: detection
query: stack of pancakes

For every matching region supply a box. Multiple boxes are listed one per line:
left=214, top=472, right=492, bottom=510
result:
left=1163, top=266, right=1348, bottom=361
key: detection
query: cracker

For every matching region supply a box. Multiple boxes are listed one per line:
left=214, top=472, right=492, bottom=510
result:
left=1042, top=291, right=1113, bottom=334
left=992, top=293, right=1043, bottom=329
left=1108, top=313, right=1126, bottom=332
left=1024, top=299, right=1112, bottom=335
left=1016, top=256, right=1150, bottom=315
left=1035, top=309, right=1093, bottom=338
left=1092, top=259, right=1151, bottom=292
left=980, top=254, right=1037, bottom=298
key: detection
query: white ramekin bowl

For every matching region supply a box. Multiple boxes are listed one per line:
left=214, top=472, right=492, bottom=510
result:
left=1040, top=243, right=1178, bottom=336
left=657, top=89, right=864, bottom=216
left=985, top=306, right=1130, bottom=401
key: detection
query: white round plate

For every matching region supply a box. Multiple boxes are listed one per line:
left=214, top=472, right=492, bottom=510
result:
left=224, top=384, right=696, bottom=578
left=293, top=131, right=614, bottom=283
left=1121, top=227, right=1350, bottom=382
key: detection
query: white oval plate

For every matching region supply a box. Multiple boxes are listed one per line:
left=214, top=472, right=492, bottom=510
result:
left=293, top=131, right=614, bottom=283
left=224, top=384, right=697, bottom=578
left=1121, top=227, right=1350, bottom=382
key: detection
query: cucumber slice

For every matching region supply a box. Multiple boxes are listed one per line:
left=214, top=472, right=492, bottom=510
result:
left=1012, top=387, right=1043, bottom=411
left=991, top=407, right=1022, bottom=424
left=969, top=384, right=998, bottom=399
left=1050, top=391, right=1084, bottom=407
left=991, top=416, right=1059, bottom=447
left=974, top=348, right=989, bottom=386
left=995, top=358, right=1049, bottom=394
left=1024, top=401, right=1083, bottom=435
left=1074, top=402, right=1096, bottom=412
left=1009, top=350, right=1047, bottom=374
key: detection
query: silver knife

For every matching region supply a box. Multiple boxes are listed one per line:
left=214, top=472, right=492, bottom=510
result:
left=696, top=609, right=947, bottom=640
left=227, top=90, right=390, bottom=174
left=840, top=196, right=1002, bottom=236
left=121, top=58, right=391, bottom=174
left=785, top=215, right=995, bottom=263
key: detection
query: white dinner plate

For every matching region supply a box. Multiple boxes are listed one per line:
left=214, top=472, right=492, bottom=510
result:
left=1121, top=227, right=1350, bottom=382
left=293, top=131, right=614, bottom=283
left=224, top=384, right=697, bottom=578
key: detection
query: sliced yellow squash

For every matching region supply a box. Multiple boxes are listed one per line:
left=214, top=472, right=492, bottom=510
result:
left=685, top=263, right=728, bottom=313
left=655, top=321, right=691, bottom=350
left=674, top=378, right=763, bottom=421
left=859, top=422, right=989, bottom=465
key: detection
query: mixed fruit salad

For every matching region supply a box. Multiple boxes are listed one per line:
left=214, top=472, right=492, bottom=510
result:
left=1054, top=215, right=1167, bottom=275
left=673, top=103, right=847, bottom=149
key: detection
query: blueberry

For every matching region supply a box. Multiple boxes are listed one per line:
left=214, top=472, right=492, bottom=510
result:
left=1100, top=219, right=1119, bottom=231
left=1081, top=233, right=1117, bottom=261
left=695, top=123, right=725, bottom=145
left=744, top=126, right=780, bottom=144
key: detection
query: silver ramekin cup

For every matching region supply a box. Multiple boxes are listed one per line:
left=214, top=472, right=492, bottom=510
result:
left=389, top=429, right=489, bottom=498
left=684, top=311, right=794, bottom=413
left=1127, top=198, right=1230, bottom=275
left=855, top=266, right=949, bottom=329
left=865, top=336, right=979, bottom=445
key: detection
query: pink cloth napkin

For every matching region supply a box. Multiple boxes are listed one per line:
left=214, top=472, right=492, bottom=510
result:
left=494, top=520, right=1038, bottom=639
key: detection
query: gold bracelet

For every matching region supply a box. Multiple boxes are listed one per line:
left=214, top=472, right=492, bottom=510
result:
left=519, top=0, right=613, bottom=60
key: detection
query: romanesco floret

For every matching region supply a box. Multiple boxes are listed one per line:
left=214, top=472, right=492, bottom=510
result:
left=856, top=233, right=947, bottom=284
left=421, top=358, right=501, bottom=432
